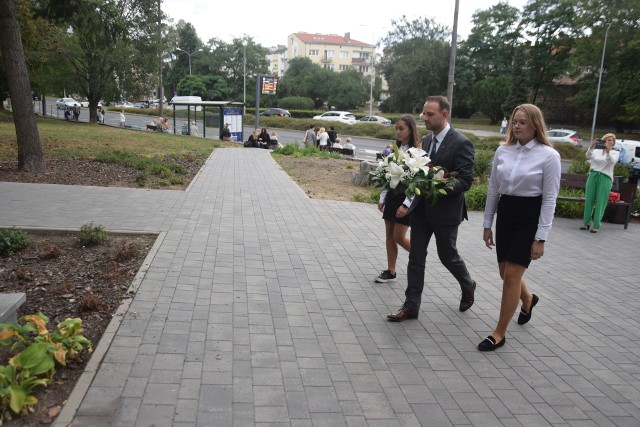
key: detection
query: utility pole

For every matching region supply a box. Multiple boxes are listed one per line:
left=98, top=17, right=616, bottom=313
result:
left=157, top=0, right=164, bottom=116
left=447, top=0, right=460, bottom=116
left=590, top=22, right=612, bottom=143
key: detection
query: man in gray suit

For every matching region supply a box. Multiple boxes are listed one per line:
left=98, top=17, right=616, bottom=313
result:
left=388, top=96, right=477, bottom=321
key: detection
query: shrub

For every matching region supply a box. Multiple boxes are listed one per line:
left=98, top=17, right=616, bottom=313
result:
left=553, top=143, right=585, bottom=161
left=568, top=158, right=590, bottom=174
left=78, top=222, right=108, bottom=246
left=279, top=97, right=314, bottom=110
left=474, top=139, right=501, bottom=152
left=474, top=150, right=494, bottom=181
left=465, top=182, right=488, bottom=211
left=555, top=188, right=585, bottom=218
left=0, top=228, right=31, bottom=256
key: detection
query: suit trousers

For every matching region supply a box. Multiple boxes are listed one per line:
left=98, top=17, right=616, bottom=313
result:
left=405, top=204, right=474, bottom=309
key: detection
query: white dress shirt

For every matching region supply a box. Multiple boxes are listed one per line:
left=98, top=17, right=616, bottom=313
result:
left=483, top=139, right=561, bottom=240
left=586, top=148, right=619, bottom=180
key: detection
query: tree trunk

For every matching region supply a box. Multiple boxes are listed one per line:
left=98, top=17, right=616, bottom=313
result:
left=0, top=0, right=44, bottom=172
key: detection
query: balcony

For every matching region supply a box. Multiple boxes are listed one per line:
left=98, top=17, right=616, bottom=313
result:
left=320, top=57, right=332, bottom=63
left=351, top=57, right=369, bottom=64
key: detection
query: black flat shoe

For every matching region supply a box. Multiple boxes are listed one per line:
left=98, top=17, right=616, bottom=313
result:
left=478, top=335, right=506, bottom=351
left=517, top=294, right=539, bottom=325
left=579, top=224, right=590, bottom=230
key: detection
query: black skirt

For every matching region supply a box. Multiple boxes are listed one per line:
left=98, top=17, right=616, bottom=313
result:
left=382, top=189, right=410, bottom=226
left=495, top=195, right=542, bottom=268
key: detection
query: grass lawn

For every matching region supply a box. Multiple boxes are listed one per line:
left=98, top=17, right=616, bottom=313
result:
left=0, top=114, right=239, bottom=161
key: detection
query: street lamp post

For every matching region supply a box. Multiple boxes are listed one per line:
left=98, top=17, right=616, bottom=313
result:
left=369, top=53, right=374, bottom=118
left=243, top=41, right=247, bottom=114
left=176, top=47, right=203, bottom=76
left=590, top=22, right=612, bottom=143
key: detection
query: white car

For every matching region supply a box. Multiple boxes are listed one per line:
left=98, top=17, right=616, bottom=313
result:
left=358, top=115, right=392, bottom=125
left=547, top=129, right=582, bottom=145
left=80, top=100, right=103, bottom=108
left=56, top=97, right=79, bottom=109
left=312, top=111, right=356, bottom=125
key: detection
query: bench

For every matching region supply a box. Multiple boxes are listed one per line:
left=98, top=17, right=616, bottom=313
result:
left=320, top=146, right=355, bottom=156
left=0, top=293, right=26, bottom=324
left=557, top=173, right=632, bottom=229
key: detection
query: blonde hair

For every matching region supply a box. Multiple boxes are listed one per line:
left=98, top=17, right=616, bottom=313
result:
left=319, top=127, right=326, bottom=133
left=271, top=131, right=277, bottom=137
left=602, top=133, right=616, bottom=142
left=505, top=104, right=552, bottom=147
left=346, top=137, right=352, bottom=143
left=335, top=137, right=341, bottom=143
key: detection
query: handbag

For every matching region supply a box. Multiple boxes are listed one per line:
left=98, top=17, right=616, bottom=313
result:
left=608, top=191, right=621, bottom=203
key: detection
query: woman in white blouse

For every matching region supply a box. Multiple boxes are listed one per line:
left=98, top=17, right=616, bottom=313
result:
left=479, top=104, right=561, bottom=351
left=581, top=133, right=619, bottom=233
left=317, top=127, right=330, bottom=148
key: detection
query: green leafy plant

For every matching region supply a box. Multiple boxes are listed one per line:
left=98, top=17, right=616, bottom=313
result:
left=352, top=193, right=367, bottom=202
left=0, top=228, right=31, bottom=257
left=78, top=222, right=108, bottom=246
left=568, top=158, right=590, bottom=174
left=474, top=150, right=495, bottom=182
left=465, top=182, right=488, bottom=211
left=0, top=313, right=92, bottom=421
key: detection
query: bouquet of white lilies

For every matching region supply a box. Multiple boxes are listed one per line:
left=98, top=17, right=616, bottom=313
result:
left=369, top=144, right=457, bottom=205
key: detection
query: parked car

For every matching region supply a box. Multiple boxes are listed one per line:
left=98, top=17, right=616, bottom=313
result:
left=547, top=129, right=582, bottom=145
left=259, top=108, right=291, bottom=117
left=80, top=100, right=103, bottom=108
left=56, top=97, right=79, bottom=109
left=312, top=111, right=356, bottom=125
left=358, top=115, right=392, bottom=125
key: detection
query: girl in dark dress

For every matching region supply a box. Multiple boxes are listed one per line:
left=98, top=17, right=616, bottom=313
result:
left=374, top=114, right=421, bottom=283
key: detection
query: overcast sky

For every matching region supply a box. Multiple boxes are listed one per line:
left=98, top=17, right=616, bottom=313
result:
left=162, top=0, right=529, bottom=48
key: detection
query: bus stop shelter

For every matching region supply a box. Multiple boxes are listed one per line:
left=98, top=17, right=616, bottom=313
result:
left=167, top=100, right=245, bottom=141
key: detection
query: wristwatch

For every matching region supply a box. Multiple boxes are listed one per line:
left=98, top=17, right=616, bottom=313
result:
left=534, top=238, right=545, bottom=243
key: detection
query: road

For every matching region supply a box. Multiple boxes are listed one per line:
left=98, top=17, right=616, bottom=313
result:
left=33, top=98, right=574, bottom=169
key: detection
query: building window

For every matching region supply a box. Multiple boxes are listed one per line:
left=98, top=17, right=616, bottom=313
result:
left=358, top=65, right=370, bottom=73
left=309, top=49, right=319, bottom=56
left=340, top=51, right=349, bottom=58
left=339, top=65, right=349, bottom=71
left=324, top=64, right=334, bottom=70
left=325, top=50, right=334, bottom=58
left=359, top=52, right=370, bottom=60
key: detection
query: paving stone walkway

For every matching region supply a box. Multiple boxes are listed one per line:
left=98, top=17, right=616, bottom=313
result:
left=1, top=148, right=639, bottom=426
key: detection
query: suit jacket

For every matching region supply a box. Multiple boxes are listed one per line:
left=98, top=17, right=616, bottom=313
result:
left=407, top=126, right=475, bottom=226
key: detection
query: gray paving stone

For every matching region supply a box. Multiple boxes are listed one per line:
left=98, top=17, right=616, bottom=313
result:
left=5, top=149, right=638, bottom=426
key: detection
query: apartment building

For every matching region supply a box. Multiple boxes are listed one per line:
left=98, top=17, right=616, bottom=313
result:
left=285, top=32, right=376, bottom=77
left=267, top=45, right=288, bottom=77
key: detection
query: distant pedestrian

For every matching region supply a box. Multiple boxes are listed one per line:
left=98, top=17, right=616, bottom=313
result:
left=119, top=110, right=126, bottom=128
left=303, top=124, right=316, bottom=147
left=73, top=104, right=80, bottom=121
left=327, top=126, right=338, bottom=146
left=500, top=117, right=508, bottom=135
left=220, top=123, right=232, bottom=141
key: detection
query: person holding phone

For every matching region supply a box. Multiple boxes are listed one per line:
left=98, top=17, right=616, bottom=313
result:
left=581, top=133, right=620, bottom=233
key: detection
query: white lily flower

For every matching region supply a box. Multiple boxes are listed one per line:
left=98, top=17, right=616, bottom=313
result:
left=433, top=169, right=445, bottom=180
left=386, top=161, right=406, bottom=189
left=407, top=147, right=427, bottom=159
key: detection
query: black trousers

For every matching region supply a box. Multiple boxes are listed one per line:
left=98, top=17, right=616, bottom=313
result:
left=405, top=204, right=474, bottom=309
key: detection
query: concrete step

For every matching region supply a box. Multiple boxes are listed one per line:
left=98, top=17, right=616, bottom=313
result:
left=0, top=293, right=26, bottom=324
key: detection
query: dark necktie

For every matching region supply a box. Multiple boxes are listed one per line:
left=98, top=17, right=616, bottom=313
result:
left=430, top=138, right=438, bottom=159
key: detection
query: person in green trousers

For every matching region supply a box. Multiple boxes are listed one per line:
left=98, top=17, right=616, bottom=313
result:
left=581, top=133, right=620, bottom=233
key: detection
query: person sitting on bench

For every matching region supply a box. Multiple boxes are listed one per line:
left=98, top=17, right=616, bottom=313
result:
left=332, top=137, right=343, bottom=149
